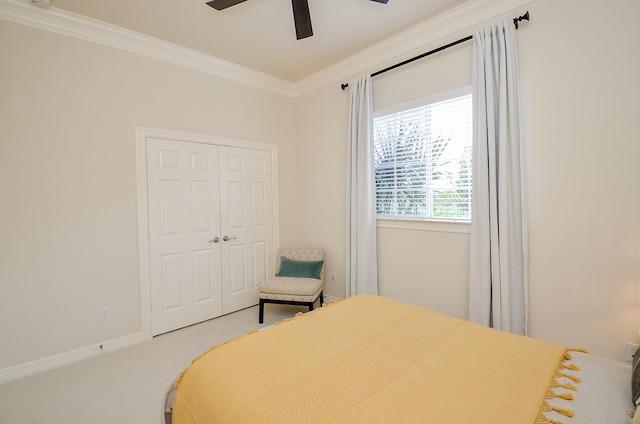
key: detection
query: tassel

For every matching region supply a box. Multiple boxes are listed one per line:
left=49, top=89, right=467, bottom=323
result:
left=541, top=402, right=574, bottom=417
left=557, top=392, right=574, bottom=400
left=546, top=389, right=574, bottom=400
left=550, top=406, right=575, bottom=417
left=551, top=379, right=577, bottom=391
left=562, top=348, right=588, bottom=362
left=562, top=363, right=580, bottom=371
left=555, top=381, right=577, bottom=391
left=557, top=371, right=581, bottom=383
left=547, top=389, right=573, bottom=400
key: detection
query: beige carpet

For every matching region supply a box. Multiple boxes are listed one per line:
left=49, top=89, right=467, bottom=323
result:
left=0, top=303, right=308, bottom=424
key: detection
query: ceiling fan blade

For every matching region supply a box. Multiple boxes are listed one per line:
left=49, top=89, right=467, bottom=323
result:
left=370, top=0, right=389, bottom=3
left=205, top=0, right=247, bottom=11
left=291, top=0, right=313, bottom=40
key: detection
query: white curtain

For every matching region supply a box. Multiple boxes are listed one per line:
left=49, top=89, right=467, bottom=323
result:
left=346, top=75, right=378, bottom=297
left=468, top=20, right=528, bottom=335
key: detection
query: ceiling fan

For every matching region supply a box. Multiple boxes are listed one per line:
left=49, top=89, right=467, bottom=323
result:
left=206, top=0, right=389, bottom=40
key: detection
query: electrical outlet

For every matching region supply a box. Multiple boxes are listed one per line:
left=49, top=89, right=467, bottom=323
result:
left=100, top=307, right=110, bottom=321
left=330, top=272, right=337, bottom=283
left=626, top=342, right=639, bottom=362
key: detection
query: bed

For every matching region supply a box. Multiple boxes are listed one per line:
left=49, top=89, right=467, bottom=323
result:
left=164, top=295, right=636, bottom=424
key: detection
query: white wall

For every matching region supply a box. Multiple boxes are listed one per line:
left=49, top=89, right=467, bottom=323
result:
left=373, top=38, right=473, bottom=320
left=294, top=85, right=349, bottom=299
left=0, top=20, right=299, bottom=370
left=1, top=0, right=639, bottom=375
left=521, top=0, right=640, bottom=360
left=296, top=0, right=640, bottom=361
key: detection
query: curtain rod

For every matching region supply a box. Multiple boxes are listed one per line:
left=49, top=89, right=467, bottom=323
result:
left=340, top=11, right=530, bottom=91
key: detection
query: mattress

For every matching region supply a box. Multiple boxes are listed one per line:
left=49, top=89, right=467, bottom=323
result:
left=164, top=295, right=634, bottom=424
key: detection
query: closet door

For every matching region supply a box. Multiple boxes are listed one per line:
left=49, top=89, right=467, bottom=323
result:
left=147, top=138, right=223, bottom=335
left=219, top=146, right=275, bottom=314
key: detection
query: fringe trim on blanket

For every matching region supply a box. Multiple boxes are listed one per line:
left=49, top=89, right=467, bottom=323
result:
left=534, top=348, right=587, bottom=424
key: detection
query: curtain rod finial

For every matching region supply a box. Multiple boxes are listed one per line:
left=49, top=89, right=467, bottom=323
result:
left=341, top=83, right=349, bottom=91
left=513, top=11, right=530, bottom=29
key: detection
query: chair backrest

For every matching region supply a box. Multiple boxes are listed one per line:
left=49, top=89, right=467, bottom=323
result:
left=276, top=247, right=326, bottom=283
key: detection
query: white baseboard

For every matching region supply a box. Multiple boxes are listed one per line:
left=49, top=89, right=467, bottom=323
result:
left=0, top=332, right=145, bottom=385
left=323, top=294, right=341, bottom=305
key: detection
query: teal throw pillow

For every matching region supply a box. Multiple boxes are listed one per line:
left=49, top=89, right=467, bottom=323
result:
left=276, top=256, right=324, bottom=280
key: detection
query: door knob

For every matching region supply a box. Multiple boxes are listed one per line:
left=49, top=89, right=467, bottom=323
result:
left=223, top=235, right=236, bottom=241
left=209, top=236, right=220, bottom=243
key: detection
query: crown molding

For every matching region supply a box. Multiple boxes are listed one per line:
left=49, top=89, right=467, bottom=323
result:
left=294, top=0, right=536, bottom=96
left=0, top=0, right=534, bottom=99
left=0, top=0, right=296, bottom=97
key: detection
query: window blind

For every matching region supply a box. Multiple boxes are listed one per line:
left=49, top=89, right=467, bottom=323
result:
left=373, top=92, right=472, bottom=221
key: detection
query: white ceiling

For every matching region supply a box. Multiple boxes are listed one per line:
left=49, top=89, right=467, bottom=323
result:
left=49, top=0, right=469, bottom=82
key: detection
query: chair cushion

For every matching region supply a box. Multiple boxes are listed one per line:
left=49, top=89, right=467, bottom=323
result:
left=259, top=277, right=323, bottom=302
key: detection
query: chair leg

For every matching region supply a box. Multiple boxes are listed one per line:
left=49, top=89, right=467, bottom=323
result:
left=259, top=299, right=265, bottom=324
left=308, top=301, right=314, bottom=312
left=319, top=291, right=324, bottom=306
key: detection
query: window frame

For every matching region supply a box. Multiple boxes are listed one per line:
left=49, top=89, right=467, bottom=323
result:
left=373, top=86, right=473, bottom=232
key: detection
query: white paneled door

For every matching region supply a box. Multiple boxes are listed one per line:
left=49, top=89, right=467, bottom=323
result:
left=219, top=147, right=273, bottom=314
left=146, top=138, right=274, bottom=336
left=147, top=138, right=223, bottom=335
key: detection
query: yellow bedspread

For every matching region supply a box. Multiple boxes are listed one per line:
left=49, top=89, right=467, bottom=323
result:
left=172, top=295, right=578, bottom=424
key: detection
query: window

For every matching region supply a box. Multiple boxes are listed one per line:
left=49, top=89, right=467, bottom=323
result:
left=373, top=88, right=472, bottom=221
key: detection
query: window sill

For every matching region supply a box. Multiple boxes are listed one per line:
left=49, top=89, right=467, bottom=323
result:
left=376, top=218, right=471, bottom=234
